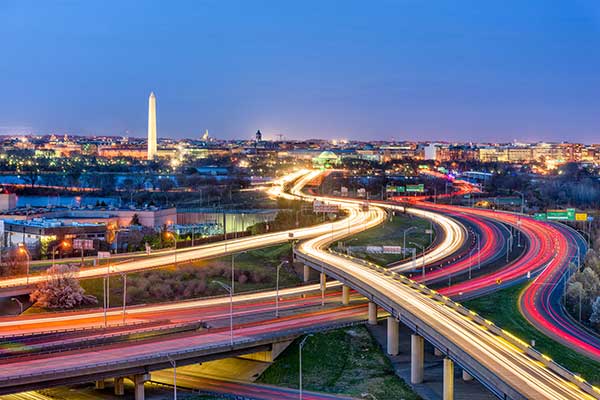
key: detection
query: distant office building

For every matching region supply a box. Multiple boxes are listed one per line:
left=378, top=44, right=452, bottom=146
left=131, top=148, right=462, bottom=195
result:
left=506, top=147, right=533, bottom=163
left=147, top=91, right=157, bottom=160
left=436, top=145, right=478, bottom=162
left=255, top=129, right=262, bottom=142
left=0, top=191, right=17, bottom=212
left=423, top=143, right=439, bottom=160
left=478, top=146, right=506, bottom=162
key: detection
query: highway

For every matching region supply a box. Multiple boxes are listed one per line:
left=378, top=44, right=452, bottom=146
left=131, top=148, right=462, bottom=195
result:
left=520, top=222, right=600, bottom=362
left=410, top=200, right=600, bottom=362
left=0, top=304, right=370, bottom=395
left=0, top=170, right=463, bottom=293
left=150, top=373, right=356, bottom=400
left=1, top=169, right=597, bottom=399
left=293, top=172, right=599, bottom=400
left=387, top=171, right=600, bottom=363
left=0, top=170, right=490, bottom=399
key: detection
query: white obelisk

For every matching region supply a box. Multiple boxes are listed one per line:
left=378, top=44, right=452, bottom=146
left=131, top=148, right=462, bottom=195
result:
left=147, top=92, right=157, bottom=160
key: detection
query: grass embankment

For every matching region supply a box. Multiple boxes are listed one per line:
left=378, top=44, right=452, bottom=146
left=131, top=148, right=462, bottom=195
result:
left=336, top=213, right=433, bottom=266
left=26, top=244, right=298, bottom=314
left=258, top=326, right=420, bottom=400
left=464, top=283, right=600, bottom=384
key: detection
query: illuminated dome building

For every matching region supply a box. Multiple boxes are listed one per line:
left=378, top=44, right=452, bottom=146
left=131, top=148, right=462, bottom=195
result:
left=313, top=150, right=341, bottom=168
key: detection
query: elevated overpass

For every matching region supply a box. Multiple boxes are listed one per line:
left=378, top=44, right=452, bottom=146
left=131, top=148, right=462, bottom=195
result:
left=0, top=305, right=367, bottom=397
left=292, top=170, right=600, bottom=400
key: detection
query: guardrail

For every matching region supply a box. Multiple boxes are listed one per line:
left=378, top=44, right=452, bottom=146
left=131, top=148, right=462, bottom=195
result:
left=0, top=319, right=166, bottom=342
left=297, top=248, right=600, bottom=400
left=0, top=321, right=207, bottom=360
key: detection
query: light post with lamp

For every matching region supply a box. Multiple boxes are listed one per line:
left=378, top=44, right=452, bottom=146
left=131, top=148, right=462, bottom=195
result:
left=409, top=241, right=426, bottom=277
left=165, top=231, right=177, bottom=266
left=17, top=243, right=30, bottom=284
left=513, top=190, right=525, bottom=214
left=299, top=334, right=313, bottom=400
left=11, top=297, right=23, bottom=314
left=166, top=355, right=177, bottom=400
left=275, top=260, right=288, bottom=318
left=211, top=280, right=233, bottom=345
left=51, top=240, right=70, bottom=268
left=230, top=251, right=246, bottom=304
left=403, top=227, right=417, bottom=257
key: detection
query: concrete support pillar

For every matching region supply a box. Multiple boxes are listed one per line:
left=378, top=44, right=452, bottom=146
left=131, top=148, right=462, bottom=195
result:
left=368, top=302, right=377, bottom=325
left=434, top=347, right=443, bottom=357
left=462, top=370, right=473, bottom=381
left=411, top=334, right=424, bottom=384
left=114, top=377, right=125, bottom=396
left=133, top=373, right=150, bottom=400
left=95, top=380, right=105, bottom=390
left=342, top=285, right=350, bottom=305
left=303, top=264, right=311, bottom=282
left=320, top=272, right=326, bottom=292
left=443, top=358, right=454, bottom=400
left=386, top=317, right=399, bottom=356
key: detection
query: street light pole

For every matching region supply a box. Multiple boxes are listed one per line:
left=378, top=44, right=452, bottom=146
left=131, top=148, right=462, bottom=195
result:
left=103, top=276, right=108, bottom=327
left=51, top=241, right=70, bottom=269
left=513, top=190, right=525, bottom=214
left=275, top=261, right=288, bottom=318
left=506, top=228, right=513, bottom=263
left=18, top=244, right=30, bottom=284
left=477, top=232, right=481, bottom=270
left=468, top=247, right=475, bottom=279
left=166, top=355, right=177, bottom=400
left=410, top=242, right=425, bottom=277
left=121, top=273, right=127, bottom=324
left=212, top=280, right=233, bottom=345
left=10, top=297, right=23, bottom=314
left=403, top=227, right=417, bottom=257
left=299, top=334, right=313, bottom=400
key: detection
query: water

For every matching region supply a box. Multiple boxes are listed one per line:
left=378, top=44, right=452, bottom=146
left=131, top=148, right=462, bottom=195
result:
left=16, top=195, right=119, bottom=208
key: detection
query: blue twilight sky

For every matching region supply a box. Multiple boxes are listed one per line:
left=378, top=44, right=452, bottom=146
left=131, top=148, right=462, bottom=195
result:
left=1, top=0, right=600, bottom=143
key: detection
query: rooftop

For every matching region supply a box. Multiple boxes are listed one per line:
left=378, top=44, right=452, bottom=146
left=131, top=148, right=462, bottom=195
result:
left=4, top=218, right=105, bottom=228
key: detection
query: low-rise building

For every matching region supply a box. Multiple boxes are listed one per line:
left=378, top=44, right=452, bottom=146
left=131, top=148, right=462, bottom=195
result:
left=1, top=218, right=106, bottom=248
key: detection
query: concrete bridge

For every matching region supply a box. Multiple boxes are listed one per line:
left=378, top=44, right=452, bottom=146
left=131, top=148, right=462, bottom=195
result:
left=0, top=309, right=365, bottom=399
left=295, top=248, right=600, bottom=400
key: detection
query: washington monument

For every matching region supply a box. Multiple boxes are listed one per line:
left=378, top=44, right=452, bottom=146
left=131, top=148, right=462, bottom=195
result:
left=147, top=91, right=157, bottom=160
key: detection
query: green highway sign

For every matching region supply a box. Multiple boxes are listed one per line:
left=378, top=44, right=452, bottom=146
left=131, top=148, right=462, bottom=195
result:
left=533, top=213, right=547, bottom=221
left=546, top=208, right=576, bottom=221
left=406, top=184, right=425, bottom=193
left=386, top=185, right=406, bottom=193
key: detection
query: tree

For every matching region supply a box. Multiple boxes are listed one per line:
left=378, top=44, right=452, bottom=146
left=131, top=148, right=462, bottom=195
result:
left=590, top=297, right=600, bottom=327
left=29, top=265, right=97, bottom=309
left=130, top=213, right=141, bottom=226
left=158, top=178, right=175, bottom=192
left=21, top=165, right=40, bottom=187
left=0, top=248, right=24, bottom=277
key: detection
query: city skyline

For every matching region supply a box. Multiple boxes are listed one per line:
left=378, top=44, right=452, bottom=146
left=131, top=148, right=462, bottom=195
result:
left=1, top=1, right=600, bottom=142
